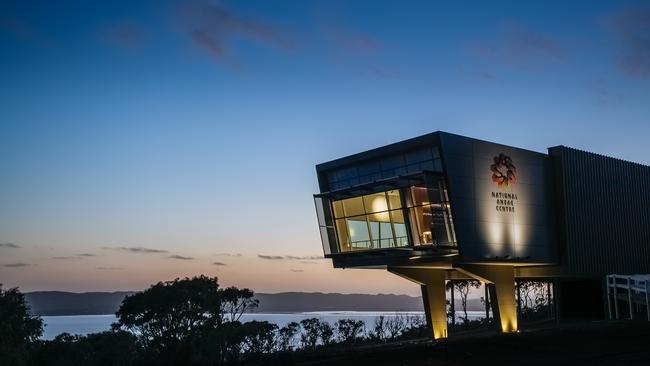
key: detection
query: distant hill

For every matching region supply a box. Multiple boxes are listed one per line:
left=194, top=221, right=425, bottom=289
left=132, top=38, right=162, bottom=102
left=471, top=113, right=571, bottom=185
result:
left=252, top=293, right=423, bottom=313
left=25, top=291, right=486, bottom=316
left=25, top=291, right=135, bottom=316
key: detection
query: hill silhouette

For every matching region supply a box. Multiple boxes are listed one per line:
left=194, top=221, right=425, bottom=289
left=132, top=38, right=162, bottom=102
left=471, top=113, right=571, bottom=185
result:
left=24, top=291, right=486, bottom=315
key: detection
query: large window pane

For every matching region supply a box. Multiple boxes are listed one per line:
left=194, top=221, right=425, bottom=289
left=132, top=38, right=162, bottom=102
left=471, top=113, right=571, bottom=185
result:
left=335, top=219, right=350, bottom=251
left=409, top=186, right=429, bottom=207
left=363, top=192, right=388, bottom=214
left=387, top=190, right=402, bottom=209
left=342, top=196, right=365, bottom=217
left=333, top=200, right=344, bottom=218
left=410, top=206, right=433, bottom=245
left=347, top=216, right=371, bottom=249
left=380, top=222, right=394, bottom=248
left=391, top=209, right=409, bottom=247
left=368, top=208, right=394, bottom=249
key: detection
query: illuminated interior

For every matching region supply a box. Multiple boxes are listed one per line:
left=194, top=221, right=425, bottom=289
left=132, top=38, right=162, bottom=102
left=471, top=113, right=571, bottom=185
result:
left=333, top=190, right=408, bottom=251
left=330, top=183, right=457, bottom=252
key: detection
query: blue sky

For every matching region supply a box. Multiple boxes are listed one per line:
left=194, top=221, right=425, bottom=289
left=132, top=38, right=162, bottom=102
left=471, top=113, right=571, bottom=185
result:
left=1, top=0, right=649, bottom=294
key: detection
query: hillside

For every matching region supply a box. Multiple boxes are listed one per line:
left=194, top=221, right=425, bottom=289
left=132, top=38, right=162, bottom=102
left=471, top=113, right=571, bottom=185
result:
left=25, top=291, right=486, bottom=316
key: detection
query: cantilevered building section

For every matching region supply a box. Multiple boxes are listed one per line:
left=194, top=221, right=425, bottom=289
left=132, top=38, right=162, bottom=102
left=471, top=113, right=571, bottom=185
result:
left=313, top=131, right=650, bottom=339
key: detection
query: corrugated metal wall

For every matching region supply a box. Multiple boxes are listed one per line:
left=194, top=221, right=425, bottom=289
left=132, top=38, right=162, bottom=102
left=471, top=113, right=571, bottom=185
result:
left=550, top=146, right=650, bottom=275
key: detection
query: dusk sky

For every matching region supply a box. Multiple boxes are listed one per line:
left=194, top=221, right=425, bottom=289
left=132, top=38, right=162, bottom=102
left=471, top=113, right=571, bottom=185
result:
left=1, top=0, right=649, bottom=295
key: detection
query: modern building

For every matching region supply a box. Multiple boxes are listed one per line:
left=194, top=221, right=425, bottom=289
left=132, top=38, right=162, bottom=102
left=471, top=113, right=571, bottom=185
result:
left=313, top=131, right=650, bottom=339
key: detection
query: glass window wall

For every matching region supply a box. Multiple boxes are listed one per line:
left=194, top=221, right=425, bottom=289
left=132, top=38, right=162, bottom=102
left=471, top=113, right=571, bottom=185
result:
left=405, top=184, right=456, bottom=246
left=332, top=190, right=409, bottom=252
left=328, top=179, right=456, bottom=253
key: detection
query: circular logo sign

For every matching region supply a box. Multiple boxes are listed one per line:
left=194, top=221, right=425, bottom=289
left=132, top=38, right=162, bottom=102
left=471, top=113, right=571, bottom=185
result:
left=490, top=153, right=517, bottom=188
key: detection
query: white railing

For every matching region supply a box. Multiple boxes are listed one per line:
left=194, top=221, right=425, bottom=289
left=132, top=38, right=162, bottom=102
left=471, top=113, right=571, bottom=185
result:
left=606, top=274, right=650, bottom=321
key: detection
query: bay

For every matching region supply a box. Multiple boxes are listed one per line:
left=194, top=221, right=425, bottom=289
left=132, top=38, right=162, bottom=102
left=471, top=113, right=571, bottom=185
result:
left=41, top=311, right=488, bottom=340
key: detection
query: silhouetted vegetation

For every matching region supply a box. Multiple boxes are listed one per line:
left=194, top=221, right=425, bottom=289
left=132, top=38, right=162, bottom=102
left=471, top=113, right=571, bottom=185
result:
left=0, top=284, right=44, bottom=366
left=447, top=280, right=482, bottom=327
left=1, top=276, right=433, bottom=365
left=517, top=280, right=554, bottom=323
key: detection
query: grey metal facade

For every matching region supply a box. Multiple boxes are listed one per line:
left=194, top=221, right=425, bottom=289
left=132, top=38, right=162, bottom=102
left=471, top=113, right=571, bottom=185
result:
left=550, top=146, right=650, bottom=276
left=439, top=133, right=556, bottom=263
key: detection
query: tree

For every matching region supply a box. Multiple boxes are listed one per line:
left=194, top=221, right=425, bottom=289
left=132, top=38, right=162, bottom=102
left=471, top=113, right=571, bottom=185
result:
left=112, top=275, right=260, bottom=364
left=241, top=321, right=278, bottom=354
left=276, top=321, right=299, bottom=351
left=30, top=331, right=140, bottom=366
left=319, top=321, right=335, bottom=346
left=447, top=280, right=481, bottom=326
left=299, top=318, right=322, bottom=350
left=219, top=286, right=259, bottom=324
left=370, top=316, right=387, bottom=341
left=113, top=276, right=222, bottom=349
left=517, top=280, right=552, bottom=319
left=336, top=319, right=365, bottom=344
left=0, top=285, right=43, bottom=365
left=385, top=314, right=408, bottom=341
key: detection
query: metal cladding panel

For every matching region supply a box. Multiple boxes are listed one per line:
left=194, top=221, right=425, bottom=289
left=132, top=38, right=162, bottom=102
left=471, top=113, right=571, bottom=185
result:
left=550, top=146, right=650, bottom=275
left=439, top=132, right=556, bottom=263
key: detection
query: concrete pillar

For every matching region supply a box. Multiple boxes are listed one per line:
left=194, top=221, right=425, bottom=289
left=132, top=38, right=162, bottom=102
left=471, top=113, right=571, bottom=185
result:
left=421, top=281, right=448, bottom=339
left=456, top=265, right=518, bottom=333
left=389, top=267, right=448, bottom=339
left=487, top=284, right=501, bottom=331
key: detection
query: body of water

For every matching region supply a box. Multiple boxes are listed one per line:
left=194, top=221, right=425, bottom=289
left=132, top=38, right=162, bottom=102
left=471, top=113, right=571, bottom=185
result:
left=41, top=311, right=488, bottom=340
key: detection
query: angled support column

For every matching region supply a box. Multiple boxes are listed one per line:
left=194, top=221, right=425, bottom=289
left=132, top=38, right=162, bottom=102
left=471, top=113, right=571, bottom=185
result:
left=456, top=264, right=517, bottom=333
left=389, top=267, right=448, bottom=339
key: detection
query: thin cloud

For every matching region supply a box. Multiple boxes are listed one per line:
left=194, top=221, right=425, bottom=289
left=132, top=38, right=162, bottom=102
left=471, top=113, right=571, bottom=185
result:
left=588, top=78, right=626, bottom=105
left=604, top=7, right=650, bottom=77
left=0, top=16, right=35, bottom=39
left=4, top=263, right=30, bottom=268
left=317, top=18, right=390, bottom=78
left=469, top=23, right=565, bottom=68
left=178, top=0, right=296, bottom=64
left=168, top=254, right=195, bottom=260
left=0, top=243, right=20, bottom=248
left=213, top=262, right=227, bottom=266
left=0, top=12, right=53, bottom=47
left=259, top=254, right=323, bottom=260
left=99, top=22, right=146, bottom=49
left=258, top=254, right=285, bottom=260
left=285, top=255, right=323, bottom=260
left=96, top=266, right=123, bottom=270
left=215, top=252, right=242, bottom=257
left=103, top=246, right=169, bottom=254
left=50, top=253, right=95, bottom=260
left=322, top=24, right=378, bottom=53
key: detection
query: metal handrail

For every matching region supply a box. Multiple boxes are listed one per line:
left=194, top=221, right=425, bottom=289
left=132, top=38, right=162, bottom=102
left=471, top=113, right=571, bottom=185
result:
left=606, top=274, right=650, bottom=321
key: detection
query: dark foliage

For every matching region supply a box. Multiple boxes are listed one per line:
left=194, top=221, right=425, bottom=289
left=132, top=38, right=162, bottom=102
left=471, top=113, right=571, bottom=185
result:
left=0, top=285, right=43, bottom=366
left=29, top=331, right=140, bottom=366
left=2, top=277, right=435, bottom=365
